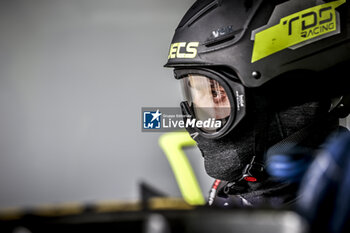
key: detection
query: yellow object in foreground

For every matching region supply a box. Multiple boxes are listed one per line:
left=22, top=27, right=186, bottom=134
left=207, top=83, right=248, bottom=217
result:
left=159, top=132, right=205, bottom=206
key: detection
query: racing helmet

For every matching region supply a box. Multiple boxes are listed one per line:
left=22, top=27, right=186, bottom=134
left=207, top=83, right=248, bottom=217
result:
left=165, top=0, right=350, bottom=138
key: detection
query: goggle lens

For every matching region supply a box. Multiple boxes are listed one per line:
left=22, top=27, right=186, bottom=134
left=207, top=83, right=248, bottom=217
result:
left=180, top=74, right=232, bottom=133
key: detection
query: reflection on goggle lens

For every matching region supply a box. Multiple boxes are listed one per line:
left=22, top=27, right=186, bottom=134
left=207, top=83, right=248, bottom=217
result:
left=181, top=74, right=231, bottom=133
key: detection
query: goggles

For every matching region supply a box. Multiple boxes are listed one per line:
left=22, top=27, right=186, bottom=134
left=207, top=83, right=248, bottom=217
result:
left=174, top=68, right=246, bottom=139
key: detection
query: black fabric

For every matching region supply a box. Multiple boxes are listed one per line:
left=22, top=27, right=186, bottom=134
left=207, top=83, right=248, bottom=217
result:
left=192, top=100, right=335, bottom=181
left=188, top=97, right=339, bottom=206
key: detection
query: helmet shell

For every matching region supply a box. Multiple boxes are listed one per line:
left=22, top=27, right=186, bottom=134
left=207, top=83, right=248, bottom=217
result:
left=165, top=0, right=350, bottom=90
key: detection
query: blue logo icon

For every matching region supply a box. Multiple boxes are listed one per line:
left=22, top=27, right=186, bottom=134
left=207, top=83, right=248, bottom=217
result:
left=143, top=109, right=162, bottom=129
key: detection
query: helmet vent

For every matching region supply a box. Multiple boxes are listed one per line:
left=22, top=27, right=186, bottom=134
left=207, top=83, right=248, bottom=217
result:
left=204, top=29, right=243, bottom=47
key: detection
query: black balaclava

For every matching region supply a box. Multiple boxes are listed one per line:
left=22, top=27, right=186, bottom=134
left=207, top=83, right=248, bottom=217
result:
left=188, top=93, right=338, bottom=183
left=182, top=70, right=341, bottom=206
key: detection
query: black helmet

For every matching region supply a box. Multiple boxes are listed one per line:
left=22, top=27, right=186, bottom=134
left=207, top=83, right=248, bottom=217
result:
left=165, top=0, right=350, bottom=138
left=165, top=0, right=350, bottom=88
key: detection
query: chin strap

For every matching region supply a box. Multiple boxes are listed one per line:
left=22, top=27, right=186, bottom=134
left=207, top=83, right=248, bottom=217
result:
left=240, top=156, right=265, bottom=182
left=222, top=156, right=266, bottom=195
